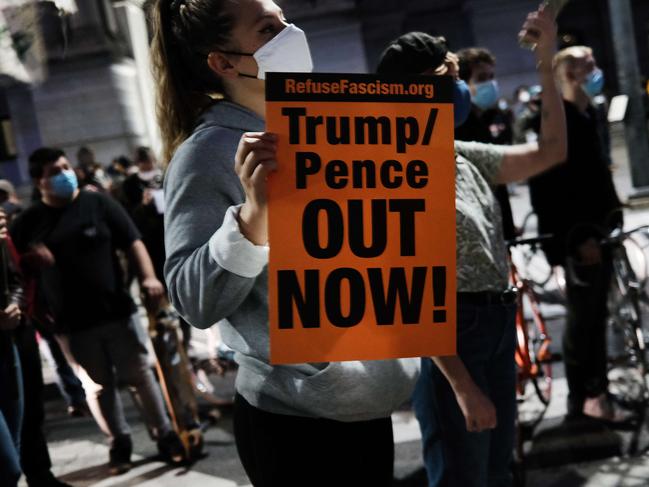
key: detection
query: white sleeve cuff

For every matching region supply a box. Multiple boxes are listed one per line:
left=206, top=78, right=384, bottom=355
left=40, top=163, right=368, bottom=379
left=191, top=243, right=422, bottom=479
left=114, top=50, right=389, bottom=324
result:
left=208, top=205, right=269, bottom=278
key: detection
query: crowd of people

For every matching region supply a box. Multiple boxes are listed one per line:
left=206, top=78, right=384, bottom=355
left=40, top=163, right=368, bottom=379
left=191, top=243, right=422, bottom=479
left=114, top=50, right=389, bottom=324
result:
left=0, top=0, right=627, bottom=486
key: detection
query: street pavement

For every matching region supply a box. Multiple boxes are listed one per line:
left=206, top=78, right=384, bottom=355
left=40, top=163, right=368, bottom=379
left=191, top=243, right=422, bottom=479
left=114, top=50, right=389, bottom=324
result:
left=22, top=129, right=649, bottom=487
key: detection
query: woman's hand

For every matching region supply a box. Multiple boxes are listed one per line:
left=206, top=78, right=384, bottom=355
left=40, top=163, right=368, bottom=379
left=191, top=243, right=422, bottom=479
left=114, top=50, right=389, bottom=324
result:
left=0, top=303, right=21, bottom=331
left=235, top=132, right=278, bottom=245
left=434, top=52, right=460, bottom=79
left=520, top=6, right=558, bottom=69
left=454, top=381, right=498, bottom=433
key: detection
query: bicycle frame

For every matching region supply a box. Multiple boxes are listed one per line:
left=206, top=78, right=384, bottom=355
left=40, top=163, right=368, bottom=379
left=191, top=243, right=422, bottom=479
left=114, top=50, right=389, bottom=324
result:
left=510, top=253, right=553, bottom=399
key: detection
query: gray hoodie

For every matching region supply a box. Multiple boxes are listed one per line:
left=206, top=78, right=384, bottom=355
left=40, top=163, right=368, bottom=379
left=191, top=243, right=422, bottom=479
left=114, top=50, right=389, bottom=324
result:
left=164, top=101, right=419, bottom=422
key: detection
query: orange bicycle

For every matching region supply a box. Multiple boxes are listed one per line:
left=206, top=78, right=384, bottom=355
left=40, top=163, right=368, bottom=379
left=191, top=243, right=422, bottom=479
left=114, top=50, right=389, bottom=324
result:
left=509, top=235, right=555, bottom=406
left=509, top=235, right=557, bottom=486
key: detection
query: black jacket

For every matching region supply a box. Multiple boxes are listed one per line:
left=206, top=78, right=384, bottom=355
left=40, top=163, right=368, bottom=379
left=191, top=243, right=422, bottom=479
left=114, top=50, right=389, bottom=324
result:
left=529, top=100, right=621, bottom=265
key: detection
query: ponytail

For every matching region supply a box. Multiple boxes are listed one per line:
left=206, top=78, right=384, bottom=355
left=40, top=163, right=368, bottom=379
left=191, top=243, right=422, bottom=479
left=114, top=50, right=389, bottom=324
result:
left=150, top=0, right=234, bottom=164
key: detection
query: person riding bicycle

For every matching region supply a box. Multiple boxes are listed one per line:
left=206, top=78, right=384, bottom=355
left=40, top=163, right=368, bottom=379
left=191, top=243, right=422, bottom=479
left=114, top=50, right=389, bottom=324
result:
left=528, top=46, right=623, bottom=421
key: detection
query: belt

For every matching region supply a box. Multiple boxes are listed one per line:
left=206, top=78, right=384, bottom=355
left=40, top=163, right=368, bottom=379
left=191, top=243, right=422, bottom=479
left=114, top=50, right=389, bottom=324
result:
left=457, top=288, right=518, bottom=306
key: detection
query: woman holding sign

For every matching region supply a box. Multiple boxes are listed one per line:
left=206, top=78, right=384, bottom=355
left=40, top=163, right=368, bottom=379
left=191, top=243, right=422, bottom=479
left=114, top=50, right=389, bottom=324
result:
left=376, top=7, right=566, bottom=487
left=152, top=0, right=418, bottom=485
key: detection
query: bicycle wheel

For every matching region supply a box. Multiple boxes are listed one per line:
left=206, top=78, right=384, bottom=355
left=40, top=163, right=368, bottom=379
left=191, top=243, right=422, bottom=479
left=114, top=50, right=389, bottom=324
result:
left=607, top=248, right=649, bottom=405
left=521, top=284, right=553, bottom=406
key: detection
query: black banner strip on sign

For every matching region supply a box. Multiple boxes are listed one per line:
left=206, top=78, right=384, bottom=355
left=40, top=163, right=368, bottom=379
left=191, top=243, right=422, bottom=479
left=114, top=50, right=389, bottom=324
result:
left=266, top=73, right=454, bottom=104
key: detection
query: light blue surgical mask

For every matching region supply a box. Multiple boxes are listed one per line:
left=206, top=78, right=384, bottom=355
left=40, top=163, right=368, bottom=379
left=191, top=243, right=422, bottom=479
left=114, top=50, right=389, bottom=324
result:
left=49, top=169, right=78, bottom=199
left=473, top=80, right=500, bottom=110
left=583, top=68, right=604, bottom=98
left=454, top=80, right=472, bottom=127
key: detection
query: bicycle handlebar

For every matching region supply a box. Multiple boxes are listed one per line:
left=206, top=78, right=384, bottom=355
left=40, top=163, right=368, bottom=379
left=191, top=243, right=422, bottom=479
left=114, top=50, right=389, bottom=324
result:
left=601, top=225, right=649, bottom=246
left=507, top=234, right=554, bottom=248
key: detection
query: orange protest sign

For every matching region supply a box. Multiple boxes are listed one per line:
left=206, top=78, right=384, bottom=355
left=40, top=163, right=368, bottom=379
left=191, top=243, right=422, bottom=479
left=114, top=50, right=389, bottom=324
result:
left=266, top=73, right=456, bottom=364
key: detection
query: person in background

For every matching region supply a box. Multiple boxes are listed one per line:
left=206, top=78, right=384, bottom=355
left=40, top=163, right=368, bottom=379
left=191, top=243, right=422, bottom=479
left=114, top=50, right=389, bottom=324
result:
left=0, top=180, right=23, bottom=222
left=376, top=7, right=566, bottom=486
left=529, top=46, right=623, bottom=421
left=0, top=209, right=25, bottom=487
left=76, top=146, right=111, bottom=193
left=512, top=85, right=531, bottom=120
left=106, top=156, right=134, bottom=199
left=455, top=47, right=517, bottom=241
left=513, top=85, right=543, bottom=144
left=16, top=323, right=74, bottom=487
left=120, top=147, right=195, bottom=350
left=0, top=181, right=88, bottom=419
left=122, top=147, right=165, bottom=282
left=11, top=147, right=183, bottom=475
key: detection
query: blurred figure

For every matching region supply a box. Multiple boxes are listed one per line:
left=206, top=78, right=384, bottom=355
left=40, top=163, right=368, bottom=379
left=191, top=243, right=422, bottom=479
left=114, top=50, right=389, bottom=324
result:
left=528, top=46, right=622, bottom=421
left=0, top=209, right=25, bottom=487
left=122, top=147, right=165, bottom=281
left=456, top=47, right=517, bottom=241
left=36, top=328, right=88, bottom=417
left=16, top=323, right=74, bottom=487
left=11, top=147, right=183, bottom=475
left=512, top=85, right=531, bottom=120
left=76, top=146, right=111, bottom=193
left=513, top=85, right=543, bottom=144
left=121, top=147, right=193, bottom=351
left=0, top=180, right=23, bottom=222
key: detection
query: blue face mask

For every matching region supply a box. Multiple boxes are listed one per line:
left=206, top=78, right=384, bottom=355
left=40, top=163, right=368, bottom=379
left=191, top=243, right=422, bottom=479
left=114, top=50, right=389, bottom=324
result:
left=49, top=170, right=78, bottom=199
left=583, top=68, right=604, bottom=98
left=453, top=80, right=472, bottom=127
left=473, top=80, right=500, bottom=110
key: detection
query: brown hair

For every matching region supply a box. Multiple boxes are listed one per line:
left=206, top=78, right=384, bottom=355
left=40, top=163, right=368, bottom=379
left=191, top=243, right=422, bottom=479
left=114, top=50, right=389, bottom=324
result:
left=149, top=0, right=236, bottom=164
left=457, top=47, right=496, bottom=82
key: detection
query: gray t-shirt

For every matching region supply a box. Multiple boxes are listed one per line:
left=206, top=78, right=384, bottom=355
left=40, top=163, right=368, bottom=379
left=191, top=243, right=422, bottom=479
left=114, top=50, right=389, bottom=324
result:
left=454, top=140, right=509, bottom=292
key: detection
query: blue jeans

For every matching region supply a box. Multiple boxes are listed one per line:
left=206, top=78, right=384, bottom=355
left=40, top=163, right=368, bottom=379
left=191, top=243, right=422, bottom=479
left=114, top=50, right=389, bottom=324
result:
left=0, top=339, right=23, bottom=487
left=413, top=301, right=517, bottom=487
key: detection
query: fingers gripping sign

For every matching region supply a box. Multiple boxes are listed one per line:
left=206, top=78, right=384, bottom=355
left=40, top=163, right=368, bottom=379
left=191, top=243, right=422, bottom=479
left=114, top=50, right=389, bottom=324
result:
left=236, top=132, right=279, bottom=246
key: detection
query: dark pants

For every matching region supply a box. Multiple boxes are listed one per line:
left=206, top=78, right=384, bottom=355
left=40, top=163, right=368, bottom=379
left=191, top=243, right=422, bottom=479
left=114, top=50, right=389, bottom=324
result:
left=15, top=325, right=56, bottom=485
left=413, top=301, right=517, bottom=487
left=0, top=337, right=23, bottom=487
left=563, top=257, right=612, bottom=414
left=233, top=393, right=394, bottom=487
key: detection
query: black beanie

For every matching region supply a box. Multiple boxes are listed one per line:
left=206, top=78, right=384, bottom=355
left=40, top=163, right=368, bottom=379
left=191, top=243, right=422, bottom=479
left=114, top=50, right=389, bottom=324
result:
left=376, top=32, right=448, bottom=75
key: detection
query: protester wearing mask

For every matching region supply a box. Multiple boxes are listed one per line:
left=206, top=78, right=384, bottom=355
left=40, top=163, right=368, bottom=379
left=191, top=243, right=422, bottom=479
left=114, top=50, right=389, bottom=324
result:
left=376, top=8, right=567, bottom=487
left=10, top=148, right=183, bottom=475
left=455, top=47, right=517, bottom=241
left=528, top=46, right=622, bottom=421
left=154, top=1, right=415, bottom=484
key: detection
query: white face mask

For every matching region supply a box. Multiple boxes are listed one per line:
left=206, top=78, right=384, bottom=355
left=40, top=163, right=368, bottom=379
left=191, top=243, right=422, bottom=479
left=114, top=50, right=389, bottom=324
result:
left=221, top=24, right=314, bottom=80
left=138, top=168, right=161, bottom=182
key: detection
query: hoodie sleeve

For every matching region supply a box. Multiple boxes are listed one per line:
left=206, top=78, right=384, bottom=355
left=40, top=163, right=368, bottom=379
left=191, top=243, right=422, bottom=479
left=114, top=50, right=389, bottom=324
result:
left=163, top=126, right=268, bottom=329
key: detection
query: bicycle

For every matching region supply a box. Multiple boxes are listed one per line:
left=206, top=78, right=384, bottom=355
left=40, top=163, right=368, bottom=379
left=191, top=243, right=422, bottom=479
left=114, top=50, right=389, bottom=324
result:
left=508, top=235, right=556, bottom=484
left=599, top=224, right=649, bottom=406
left=519, top=210, right=567, bottom=305
left=509, top=234, right=555, bottom=408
